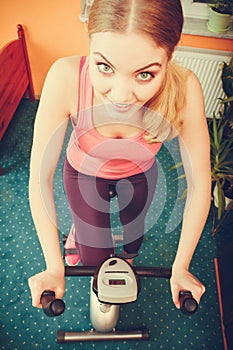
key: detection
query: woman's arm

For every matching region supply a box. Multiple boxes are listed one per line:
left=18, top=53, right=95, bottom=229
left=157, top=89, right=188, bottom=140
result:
left=170, top=71, right=212, bottom=307
left=28, top=57, right=80, bottom=307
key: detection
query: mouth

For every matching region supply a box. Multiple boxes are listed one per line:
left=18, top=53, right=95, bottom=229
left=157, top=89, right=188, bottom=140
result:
left=110, top=101, right=133, bottom=113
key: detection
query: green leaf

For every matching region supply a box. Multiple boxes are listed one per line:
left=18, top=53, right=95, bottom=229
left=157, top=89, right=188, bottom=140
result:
left=173, top=174, right=186, bottom=181
left=213, top=114, right=219, bottom=149
left=216, top=182, right=226, bottom=220
left=220, top=96, right=233, bottom=104
left=169, top=162, right=183, bottom=171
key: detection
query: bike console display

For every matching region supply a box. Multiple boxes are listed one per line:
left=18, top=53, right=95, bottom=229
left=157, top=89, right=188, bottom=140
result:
left=93, top=257, right=140, bottom=304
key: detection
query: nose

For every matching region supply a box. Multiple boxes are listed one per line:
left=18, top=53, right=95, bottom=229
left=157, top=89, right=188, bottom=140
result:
left=110, top=76, right=134, bottom=104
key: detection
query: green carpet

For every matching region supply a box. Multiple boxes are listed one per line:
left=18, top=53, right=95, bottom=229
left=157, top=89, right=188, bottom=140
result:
left=0, top=99, right=227, bottom=349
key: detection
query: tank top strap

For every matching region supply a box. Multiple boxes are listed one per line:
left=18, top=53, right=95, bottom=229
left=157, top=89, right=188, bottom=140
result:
left=77, top=56, right=88, bottom=113
left=71, top=56, right=93, bottom=131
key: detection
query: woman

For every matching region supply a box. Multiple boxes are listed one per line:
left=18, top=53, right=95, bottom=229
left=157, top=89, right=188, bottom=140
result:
left=28, top=0, right=211, bottom=310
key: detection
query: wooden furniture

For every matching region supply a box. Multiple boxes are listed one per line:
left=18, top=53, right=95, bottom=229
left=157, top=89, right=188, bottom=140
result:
left=0, top=24, right=35, bottom=141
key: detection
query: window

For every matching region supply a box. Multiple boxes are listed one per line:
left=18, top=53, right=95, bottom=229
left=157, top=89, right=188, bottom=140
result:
left=181, top=0, right=209, bottom=19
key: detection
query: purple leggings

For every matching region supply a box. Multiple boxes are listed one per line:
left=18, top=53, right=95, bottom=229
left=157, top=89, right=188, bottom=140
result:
left=63, top=158, right=158, bottom=266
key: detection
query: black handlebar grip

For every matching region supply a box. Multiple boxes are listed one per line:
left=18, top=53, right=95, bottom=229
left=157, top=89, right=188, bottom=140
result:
left=41, top=290, right=65, bottom=317
left=179, top=290, right=198, bottom=316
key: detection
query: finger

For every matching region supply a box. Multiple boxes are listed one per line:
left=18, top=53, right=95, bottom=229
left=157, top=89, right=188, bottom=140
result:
left=32, top=296, right=43, bottom=308
left=55, top=287, right=65, bottom=300
left=170, top=283, right=180, bottom=309
left=28, top=277, right=43, bottom=308
left=174, top=296, right=180, bottom=309
left=192, top=284, right=206, bottom=304
left=29, top=286, right=43, bottom=308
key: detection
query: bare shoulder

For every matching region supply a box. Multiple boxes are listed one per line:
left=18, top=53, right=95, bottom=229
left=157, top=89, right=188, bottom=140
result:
left=46, top=56, right=81, bottom=88
left=41, top=56, right=83, bottom=115
left=178, top=69, right=207, bottom=141
left=186, top=70, right=205, bottom=108
left=182, top=70, right=205, bottom=122
left=50, top=56, right=81, bottom=74
left=186, top=70, right=203, bottom=95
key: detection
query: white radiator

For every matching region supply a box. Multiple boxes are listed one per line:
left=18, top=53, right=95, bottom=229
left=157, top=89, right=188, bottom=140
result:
left=173, top=47, right=232, bottom=118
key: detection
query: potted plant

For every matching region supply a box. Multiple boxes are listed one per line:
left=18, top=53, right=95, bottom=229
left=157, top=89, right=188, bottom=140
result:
left=209, top=57, right=233, bottom=234
left=207, top=0, right=233, bottom=33
left=210, top=113, right=233, bottom=216
left=171, top=58, right=233, bottom=234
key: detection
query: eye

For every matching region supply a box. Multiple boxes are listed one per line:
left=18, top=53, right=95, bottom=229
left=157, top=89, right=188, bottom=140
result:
left=96, top=63, right=113, bottom=75
left=137, top=72, right=154, bottom=82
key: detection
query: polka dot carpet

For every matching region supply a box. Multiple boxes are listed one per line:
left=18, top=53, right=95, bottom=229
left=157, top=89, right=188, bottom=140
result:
left=0, top=99, right=225, bottom=349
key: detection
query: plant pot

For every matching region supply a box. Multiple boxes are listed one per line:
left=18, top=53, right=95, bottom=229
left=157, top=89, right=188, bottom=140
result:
left=207, top=7, right=231, bottom=33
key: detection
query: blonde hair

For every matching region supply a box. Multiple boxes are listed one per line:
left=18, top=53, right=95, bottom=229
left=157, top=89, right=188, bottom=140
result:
left=88, top=0, right=188, bottom=142
left=143, top=62, right=189, bottom=142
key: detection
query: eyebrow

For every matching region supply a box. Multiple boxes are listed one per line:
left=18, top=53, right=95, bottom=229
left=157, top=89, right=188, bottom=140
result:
left=93, top=51, right=162, bottom=72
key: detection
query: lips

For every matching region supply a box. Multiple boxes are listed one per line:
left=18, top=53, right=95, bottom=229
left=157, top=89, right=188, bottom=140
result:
left=101, top=98, right=139, bottom=120
left=111, top=101, right=133, bottom=113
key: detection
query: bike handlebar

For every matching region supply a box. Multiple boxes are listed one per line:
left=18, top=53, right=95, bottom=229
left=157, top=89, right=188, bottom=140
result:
left=179, top=290, right=198, bottom=315
left=40, top=291, right=65, bottom=317
left=65, top=265, right=172, bottom=279
left=41, top=265, right=198, bottom=317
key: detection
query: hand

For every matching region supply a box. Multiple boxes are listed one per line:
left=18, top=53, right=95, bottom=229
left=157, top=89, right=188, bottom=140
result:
left=28, top=269, right=65, bottom=308
left=170, top=268, right=205, bottom=309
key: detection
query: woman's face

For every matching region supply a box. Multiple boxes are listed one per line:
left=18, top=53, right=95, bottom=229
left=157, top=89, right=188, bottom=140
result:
left=89, top=32, right=169, bottom=116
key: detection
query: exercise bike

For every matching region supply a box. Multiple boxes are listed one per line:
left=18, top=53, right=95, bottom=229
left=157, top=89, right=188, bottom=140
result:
left=40, top=185, right=198, bottom=343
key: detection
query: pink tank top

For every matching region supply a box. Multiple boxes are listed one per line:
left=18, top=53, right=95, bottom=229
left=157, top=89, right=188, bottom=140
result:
left=66, top=57, right=162, bottom=179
